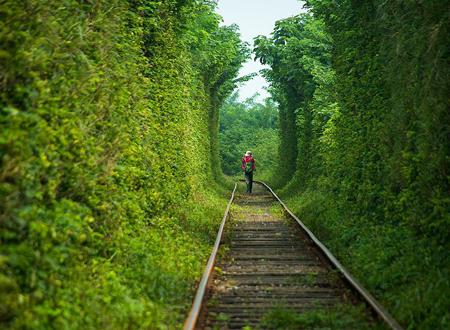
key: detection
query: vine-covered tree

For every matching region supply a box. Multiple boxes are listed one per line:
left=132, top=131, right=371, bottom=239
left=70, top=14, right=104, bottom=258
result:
left=254, top=13, right=334, bottom=188
left=255, top=2, right=449, bottom=327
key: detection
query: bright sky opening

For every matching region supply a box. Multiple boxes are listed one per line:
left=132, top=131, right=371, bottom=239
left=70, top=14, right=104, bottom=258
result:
left=216, top=0, right=306, bottom=102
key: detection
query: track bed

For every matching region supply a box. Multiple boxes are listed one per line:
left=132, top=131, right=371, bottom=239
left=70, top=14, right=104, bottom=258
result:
left=200, top=183, right=350, bottom=329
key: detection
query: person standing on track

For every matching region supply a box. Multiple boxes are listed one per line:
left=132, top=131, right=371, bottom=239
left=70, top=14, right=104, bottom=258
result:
left=242, top=151, right=256, bottom=193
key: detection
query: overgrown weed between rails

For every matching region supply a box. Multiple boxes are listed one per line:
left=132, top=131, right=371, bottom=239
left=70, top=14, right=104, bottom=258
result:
left=0, top=0, right=247, bottom=328
left=261, top=303, right=386, bottom=330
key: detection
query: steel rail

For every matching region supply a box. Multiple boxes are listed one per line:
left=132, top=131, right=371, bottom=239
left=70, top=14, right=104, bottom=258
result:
left=256, top=180, right=403, bottom=330
left=183, top=183, right=237, bottom=330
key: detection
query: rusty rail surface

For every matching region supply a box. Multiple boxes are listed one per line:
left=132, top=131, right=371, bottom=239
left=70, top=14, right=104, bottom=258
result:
left=183, top=183, right=237, bottom=330
left=184, top=181, right=403, bottom=330
left=256, top=180, right=403, bottom=330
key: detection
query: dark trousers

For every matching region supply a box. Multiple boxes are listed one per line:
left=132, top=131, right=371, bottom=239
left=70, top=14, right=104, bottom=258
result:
left=244, top=171, right=253, bottom=193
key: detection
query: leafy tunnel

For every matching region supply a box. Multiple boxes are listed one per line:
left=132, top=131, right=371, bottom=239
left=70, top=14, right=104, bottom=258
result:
left=0, top=0, right=449, bottom=329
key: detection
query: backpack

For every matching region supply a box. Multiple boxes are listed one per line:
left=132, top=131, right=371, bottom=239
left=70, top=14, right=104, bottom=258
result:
left=244, top=157, right=253, bottom=173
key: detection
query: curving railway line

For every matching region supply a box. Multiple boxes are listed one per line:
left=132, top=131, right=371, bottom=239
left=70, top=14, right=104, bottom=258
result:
left=184, top=182, right=402, bottom=330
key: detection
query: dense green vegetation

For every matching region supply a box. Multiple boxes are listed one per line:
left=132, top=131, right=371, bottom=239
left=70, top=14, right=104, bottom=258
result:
left=0, top=1, right=247, bottom=328
left=255, top=1, right=449, bottom=328
left=2, top=0, right=448, bottom=328
left=219, top=94, right=279, bottom=179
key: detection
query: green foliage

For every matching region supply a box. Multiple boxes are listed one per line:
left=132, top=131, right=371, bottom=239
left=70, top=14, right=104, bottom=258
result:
left=254, top=14, right=334, bottom=188
left=285, top=190, right=450, bottom=329
left=0, top=0, right=247, bottom=328
left=218, top=94, right=279, bottom=179
left=256, top=3, right=449, bottom=329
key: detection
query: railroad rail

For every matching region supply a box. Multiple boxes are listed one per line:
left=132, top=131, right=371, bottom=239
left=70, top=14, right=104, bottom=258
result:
left=183, top=181, right=402, bottom=330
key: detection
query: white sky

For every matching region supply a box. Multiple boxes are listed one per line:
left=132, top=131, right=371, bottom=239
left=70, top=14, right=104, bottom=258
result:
left=216, top=0, right=306, bottom=101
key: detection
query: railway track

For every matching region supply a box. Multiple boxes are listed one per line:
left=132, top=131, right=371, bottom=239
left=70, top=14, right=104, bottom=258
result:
left=184, top=182, right=402, bottom=330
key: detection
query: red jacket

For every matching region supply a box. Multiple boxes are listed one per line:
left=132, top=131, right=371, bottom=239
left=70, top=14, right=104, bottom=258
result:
left=242, top=155, right=256, bottom=171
